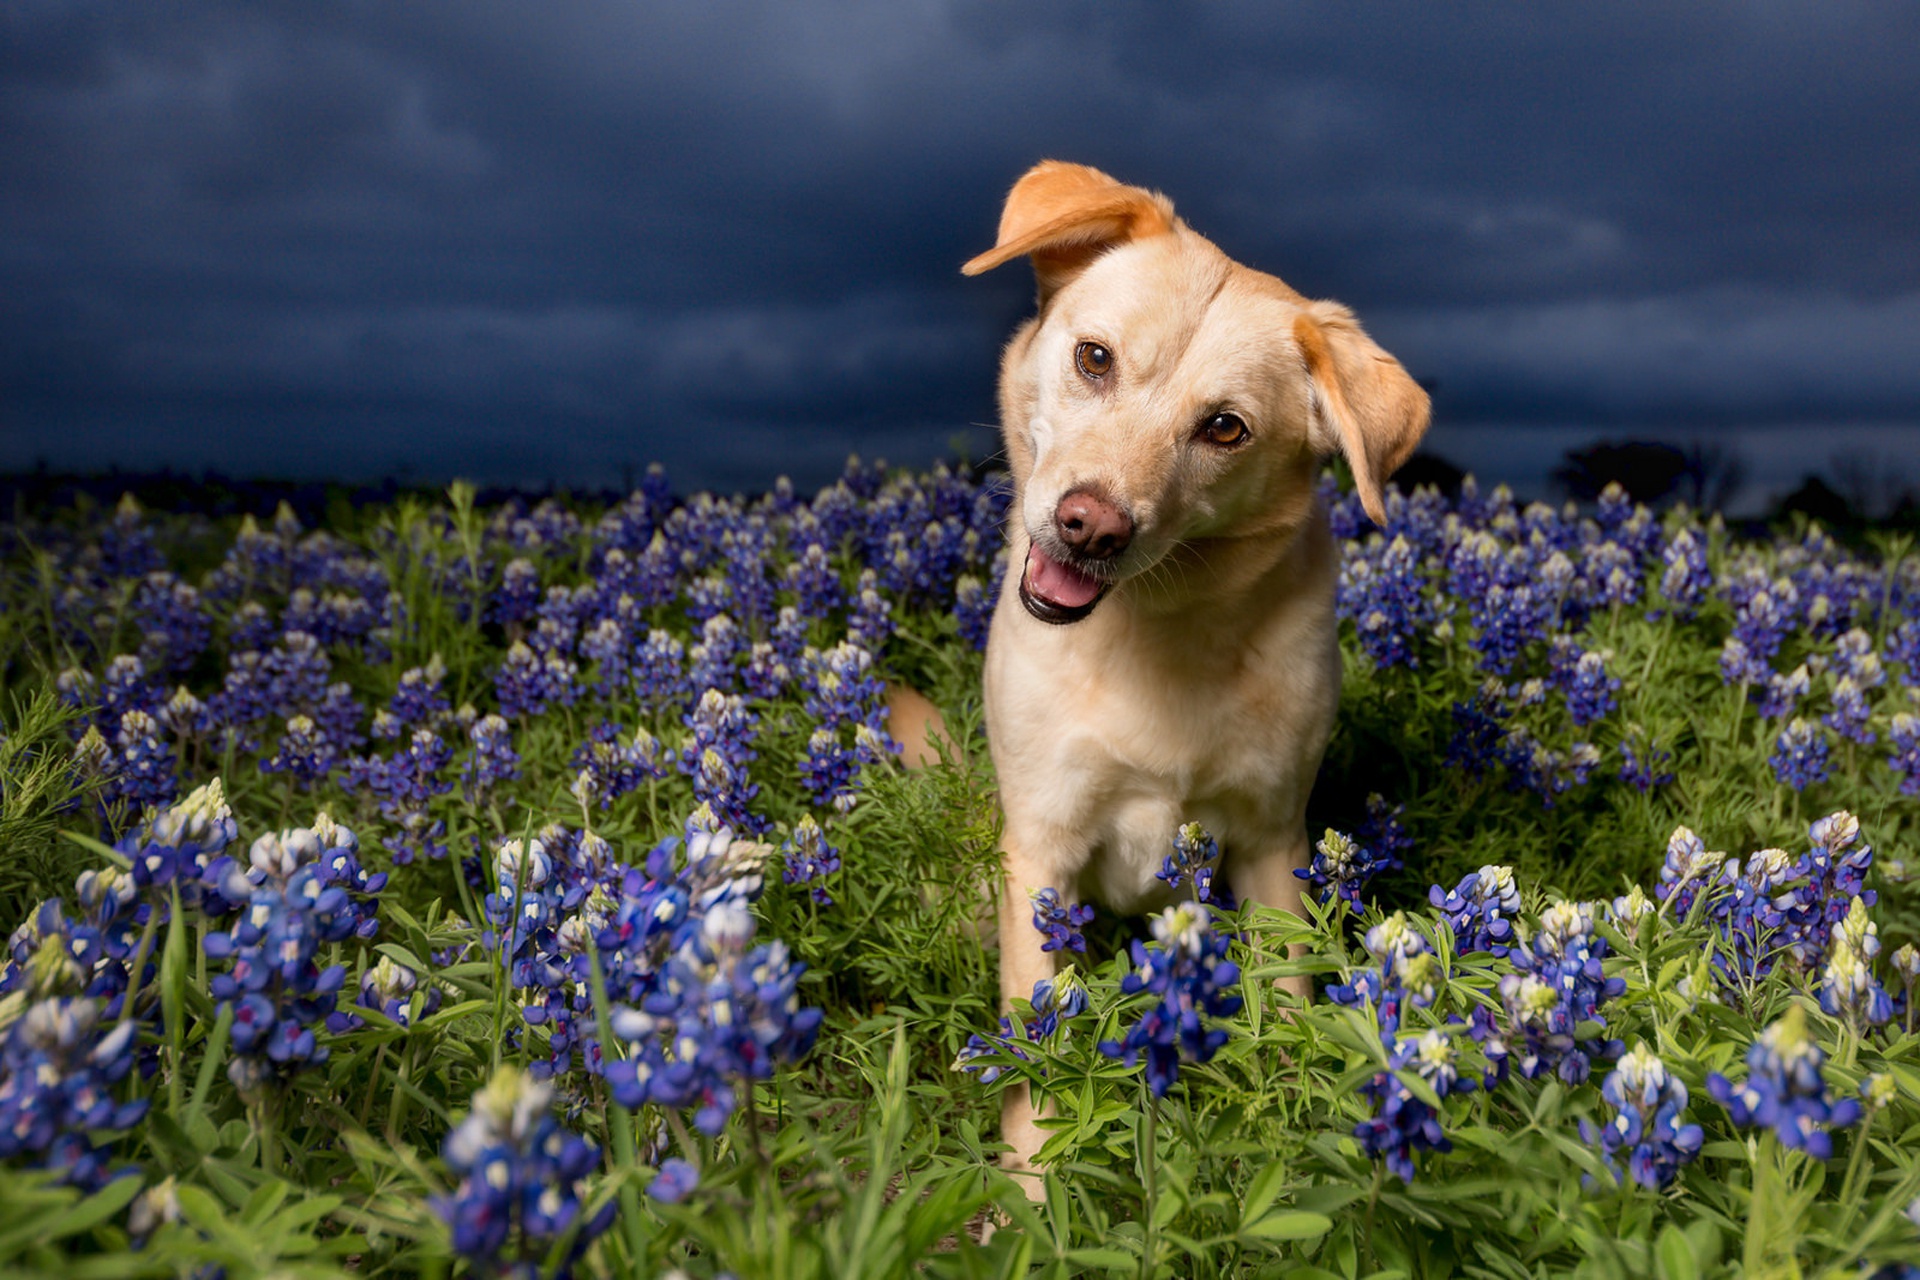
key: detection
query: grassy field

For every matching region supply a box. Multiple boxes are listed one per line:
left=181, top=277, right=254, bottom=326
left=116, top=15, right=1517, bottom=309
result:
left=2, top=460, right=1918, bottom=1278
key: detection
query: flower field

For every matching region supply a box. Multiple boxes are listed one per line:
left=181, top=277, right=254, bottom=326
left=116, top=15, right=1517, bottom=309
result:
left=3, top=459, right=1920, bottom=1279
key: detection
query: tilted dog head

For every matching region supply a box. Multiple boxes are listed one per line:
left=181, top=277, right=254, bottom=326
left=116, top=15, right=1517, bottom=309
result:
left=965, top=161, right=1430, bottom=624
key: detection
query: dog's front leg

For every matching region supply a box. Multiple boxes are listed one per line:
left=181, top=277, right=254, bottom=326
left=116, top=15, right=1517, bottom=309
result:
left=995, top=839, right=1067, bottom=1198
left=1227, top=829, right=1315, bottom=1003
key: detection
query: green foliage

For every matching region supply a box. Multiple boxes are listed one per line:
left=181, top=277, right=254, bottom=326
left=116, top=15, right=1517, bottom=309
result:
left=2, top=473, right=1918, bottom=1277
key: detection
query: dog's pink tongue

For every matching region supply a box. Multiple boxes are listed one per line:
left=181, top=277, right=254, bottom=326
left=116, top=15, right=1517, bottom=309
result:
left=1024, top=545, right=1102, bottom=609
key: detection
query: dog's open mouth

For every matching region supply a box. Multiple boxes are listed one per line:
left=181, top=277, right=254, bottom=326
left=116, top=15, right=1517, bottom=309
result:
left=1019, top=544, right=1110, bottom=624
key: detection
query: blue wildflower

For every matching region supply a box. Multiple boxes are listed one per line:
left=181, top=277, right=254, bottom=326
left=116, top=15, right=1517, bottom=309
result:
left=1581, top=1043, right=1703, bottom=1190
left=0, top=996, right=148, bottom=1190
left=780, top=815, right=841, bottom=906
left=1428, top=865, right=1520, bottom=956
left=433, top=1068, right=613, bottom=1274
left=1030, top=887, right=1094, bottom=954
left=1159, top=822, right=1222, bottom=903
left=1097, top=902, right=1244, bottom=1097
left=1354, top=1028, right=1474, bottom=1184
left=1705, top=1004, right=1861, bottom=1160
left=1296, top=827, right=1394, bottom=914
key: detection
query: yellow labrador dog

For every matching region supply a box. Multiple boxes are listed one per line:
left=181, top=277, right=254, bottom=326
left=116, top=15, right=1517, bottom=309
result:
left=963, top=161, right=1429, bottom=1179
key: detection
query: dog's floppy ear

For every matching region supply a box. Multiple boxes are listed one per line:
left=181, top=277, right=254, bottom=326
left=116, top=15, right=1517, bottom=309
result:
left=1294, top=302, right=1430, bottom=526
left=961, top=161, right=1177, bottom=302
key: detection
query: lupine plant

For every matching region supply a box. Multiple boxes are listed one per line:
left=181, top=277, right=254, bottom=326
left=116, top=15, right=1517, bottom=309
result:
left=1, top=463, right=1918, bottom=1277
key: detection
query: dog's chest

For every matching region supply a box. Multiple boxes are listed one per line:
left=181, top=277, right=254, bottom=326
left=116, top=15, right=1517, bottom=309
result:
left=989, top=606, right=1337, bottom=912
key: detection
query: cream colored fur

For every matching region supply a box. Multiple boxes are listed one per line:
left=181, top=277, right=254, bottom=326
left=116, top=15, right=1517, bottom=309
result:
left=963, top=161, right=1430, bottom=1189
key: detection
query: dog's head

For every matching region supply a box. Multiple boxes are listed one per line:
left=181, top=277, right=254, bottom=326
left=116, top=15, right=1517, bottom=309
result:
left=965, top=161, right=1429, bottom=624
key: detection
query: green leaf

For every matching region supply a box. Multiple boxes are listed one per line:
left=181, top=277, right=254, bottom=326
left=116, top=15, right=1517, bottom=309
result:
left=1239, top=1158, right=1292, bottom=1227
left=35, top=1175, right=144, bottom=1243
left=1656, top=1224, right=1698, bottom=1280
left=1242, top=1210, right=1333, bottom=1242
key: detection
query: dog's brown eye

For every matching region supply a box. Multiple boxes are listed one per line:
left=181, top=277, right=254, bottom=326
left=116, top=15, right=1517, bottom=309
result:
left=1075, top=341, right=1113, bottom=379
left=1200, top=413, right=1249, bottom=447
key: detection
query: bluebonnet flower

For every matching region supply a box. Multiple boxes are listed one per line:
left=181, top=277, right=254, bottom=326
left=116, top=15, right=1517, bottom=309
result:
left=1025, top=970, right=1090, bottom=1039
left=261, top=631, right=332, bottom=715
left=647, top=1157, right=701, bottom=1205
left=1706, top=1004, right=1861, bottom=1160
left=99, top=654, right=160, bottom=728
left=204, top=817, right=385, bottom=1090
left=1769, top=717, right=1831, bottom=790
left=98, top=493, right=164, bottom=580
left=1159, top=821, right=1222, bottom=902
left=432, top=1068, right=613, bottom=1277
left=315, top=681, right=366, bottom=754
left=1029, top=887, right=1095, bottom=955
left=1581, top=1043, right=1703, bottom=1190
left=1354, top=1028, right=1474, bottom=1184
left=603, top=816, right=823, bottom=1133
left=1446, top=682, right=1509, bottom=777
left=1730, top=580, right=1796, bottom=671
left=1818, top=897, right=1893, bottom=1030
left=133, top=574, right=211, bottom=675
left=462, top=713, right=521, bottom=805
left=1653, top=825, right=1726, bottom=920
left=1888, top=712, right=1920, bottom=796
left=389, top=659, right=451, bottom=730
left=1429, top=865, right=1520, bottom=956
left=1888, top=618, right=1920, bottom=686
left=780, top=815, right=841, bottom=905
left=1097, top=902, right=1244, bottom=1097
left=124, top=778, right=243, bottom=916
left=490, top=557, right=543, bottom=627
left=786, top=538, right=845, bottom=618
left=1499, top=901, right=1626, bottom=1085
left=953, top=574, right=995, bottom=651
left=1550, top=641, right=1620, bottom=727
left=1337, top=534, right=1437, bottom=669
left=1617, top=725, right=1676, bottom=792
left=1355, top=793, right=1412, bottom=867
left=1657, top=527, right=1710, bottom=617
left=801, top=640, right=887, bottom=730
left=634, top=628, right=690, bottom=706
left=1469, top=582, right=1549, bottom=675
left=799, top=727, right=857, bottom=811
left=109, top=709, right=178, bottom=813
left=570, top=724, right=667, bottom=811
left=1499, top=730, right=1600, bottom=806
left=1296, top=827, right=1395, bottom=914
left=1755, top=663, right=1812, bottom=720
left=1328, top=913, right=1441, bottom=1039
left=687, top=614, right=745, bottom=697
left=847, top=570, right=895, bottom=650
left=0, top=996, right=148, bottom=1190
left=327, top=954, right=442, bottom=1034
left=679, top=691, right=764, bottom=835
left=494, top=641, right=578, bottom=719
left=260, top=714, right=335, bottom=788
left=1822, top=674, right=1876, bottom=745
left=577, top=617, right=630, bottom=695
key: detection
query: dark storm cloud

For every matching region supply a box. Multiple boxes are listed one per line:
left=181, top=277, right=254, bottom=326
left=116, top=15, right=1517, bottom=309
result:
left=2, top=1, right=1916, bottom=497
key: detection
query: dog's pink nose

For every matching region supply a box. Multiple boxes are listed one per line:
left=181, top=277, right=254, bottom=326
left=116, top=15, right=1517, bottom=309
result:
left=1055, top=489, right=1132, bottom=560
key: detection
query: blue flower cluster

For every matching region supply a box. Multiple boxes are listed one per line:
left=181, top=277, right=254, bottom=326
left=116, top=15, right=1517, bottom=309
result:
left=1491, top=902, right=1627, bottom=1086
left=1029, top=887, right=1095, bottom=954
left=1298, top=823, right=1400, bottom=915
left=203, top=814, right=386, bottom=1090
left=1354, top=1028, right=1475, bottom=1184
left=1579, top=1043, right=1703, bottom=1189
left=1097, top=903, right=1245, bottom=1097
left=432, top=1067, right=614, bottom=1277
left=1705, top=1004, right=1862, bottom=1160
left=0, top=996, right=148, bottom=1191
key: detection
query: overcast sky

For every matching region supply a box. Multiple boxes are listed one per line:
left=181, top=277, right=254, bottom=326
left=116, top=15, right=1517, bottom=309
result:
left=3, top=2, right=1917, bottom=503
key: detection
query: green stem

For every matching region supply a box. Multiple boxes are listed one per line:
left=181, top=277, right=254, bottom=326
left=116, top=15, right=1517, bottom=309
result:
left=586, top=942, right=649, bottom=1269
left=1139, top=1084, right=1158, bottom=1280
